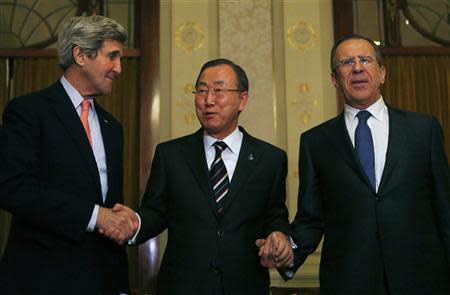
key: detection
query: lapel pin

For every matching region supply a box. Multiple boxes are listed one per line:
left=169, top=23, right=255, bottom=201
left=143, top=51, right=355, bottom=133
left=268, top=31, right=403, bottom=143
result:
left=103, top=119, right=109, bottom=124
left=248, top=153, right=254, bottom=161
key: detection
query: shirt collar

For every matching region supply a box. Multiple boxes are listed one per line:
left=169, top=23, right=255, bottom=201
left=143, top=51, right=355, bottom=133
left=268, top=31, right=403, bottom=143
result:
left=344, top=96, right=387, bottom=123
left=203, top=126, right=243, bottom=155
left=60, top=76, right=93, bottom=108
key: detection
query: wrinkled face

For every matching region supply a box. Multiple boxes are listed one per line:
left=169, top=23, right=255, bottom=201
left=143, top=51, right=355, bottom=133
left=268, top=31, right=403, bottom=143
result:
left=194, top=64, right=248, bottom=139
left=331, top=38, right=386, bottom=109
left=82, top=39, right=123, bottom=96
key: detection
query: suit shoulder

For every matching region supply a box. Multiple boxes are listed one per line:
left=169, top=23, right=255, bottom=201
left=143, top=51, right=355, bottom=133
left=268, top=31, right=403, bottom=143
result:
left=301, top=115, right=341, bottom=138
left=388, top=106, right=439, bottom=126
left=244, top=132, right=286, bottom=157
left=155, top=132, right=198, bottom=150
left=8, top=84, right=54, bottom=105
left=4, top=85, right=57, bottom=115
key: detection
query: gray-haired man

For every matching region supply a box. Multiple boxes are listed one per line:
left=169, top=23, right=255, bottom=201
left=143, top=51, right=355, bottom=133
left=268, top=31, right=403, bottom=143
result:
left=0, top=15, right=137, bottom=293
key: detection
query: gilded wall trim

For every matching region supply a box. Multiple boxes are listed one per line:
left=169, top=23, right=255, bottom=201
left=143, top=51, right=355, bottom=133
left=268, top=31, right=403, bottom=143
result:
left=287, top=21, right=318, bottom=52
left=174, top=21, right=205, bottom=52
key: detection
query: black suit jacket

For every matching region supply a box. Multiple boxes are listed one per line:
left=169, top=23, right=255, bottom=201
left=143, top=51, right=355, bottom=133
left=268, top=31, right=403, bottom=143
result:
left=0, top=81, right=129, bottom=294
left=291, top=106, right=450, bottom=295
left=136, top=127, right=290, bottom=295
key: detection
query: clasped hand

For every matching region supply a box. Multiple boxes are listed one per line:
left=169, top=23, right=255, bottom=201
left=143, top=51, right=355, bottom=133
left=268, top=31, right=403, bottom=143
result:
left=255, top=231, right=294, bottom=268
left=96, top=204, right=139, bottom=244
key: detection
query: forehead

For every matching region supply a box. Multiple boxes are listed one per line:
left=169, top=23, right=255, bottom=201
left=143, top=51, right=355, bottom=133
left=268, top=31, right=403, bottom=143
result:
left=336, top=38, right=376, bottom=58
left=198, top=64, right=237, bottom=85
left=100, top=39, right=124, bottom=54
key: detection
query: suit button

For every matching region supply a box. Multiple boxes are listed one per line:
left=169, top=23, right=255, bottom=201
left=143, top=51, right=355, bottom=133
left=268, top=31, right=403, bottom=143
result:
left=376, top=196, right=380, bottom=202
left=210, top=260, right=221, bottom=274
left=217, top=229, right=224, bottom=237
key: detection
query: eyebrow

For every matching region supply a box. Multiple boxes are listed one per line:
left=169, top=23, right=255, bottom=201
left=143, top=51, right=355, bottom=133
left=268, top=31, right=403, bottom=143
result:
left=196, top=80, right=225, bottom=87
left=108, top=50, right=122, bottom=58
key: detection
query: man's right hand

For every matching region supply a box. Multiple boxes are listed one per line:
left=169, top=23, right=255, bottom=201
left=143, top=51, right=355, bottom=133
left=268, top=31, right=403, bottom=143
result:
left=256, top=231, right=294, bottom=268
left=96, top=204, right=139, bottom=244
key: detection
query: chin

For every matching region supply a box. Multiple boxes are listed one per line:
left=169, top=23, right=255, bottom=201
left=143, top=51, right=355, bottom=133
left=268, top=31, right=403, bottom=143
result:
left=99, top=88, right=112, bottom=96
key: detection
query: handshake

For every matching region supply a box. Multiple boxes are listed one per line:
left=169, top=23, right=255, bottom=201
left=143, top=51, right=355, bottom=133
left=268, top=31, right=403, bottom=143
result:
left=256, top=231, right=294, bottom=269
left=96, top=204, right=139, bottom=244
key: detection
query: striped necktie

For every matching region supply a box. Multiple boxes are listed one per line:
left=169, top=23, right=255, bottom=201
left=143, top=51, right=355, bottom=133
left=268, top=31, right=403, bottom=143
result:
left=210, top=141, right=230, bottom=213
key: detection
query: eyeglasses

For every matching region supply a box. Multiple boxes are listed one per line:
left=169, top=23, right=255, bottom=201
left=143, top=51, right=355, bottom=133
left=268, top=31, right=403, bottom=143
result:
left=193, top=88, right=242, bottom=98
left=335, top=55, right=376, bottom=71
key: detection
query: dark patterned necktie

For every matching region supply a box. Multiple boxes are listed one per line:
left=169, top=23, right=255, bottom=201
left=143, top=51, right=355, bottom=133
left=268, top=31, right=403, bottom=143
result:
left=210, top=141, right=230, bottom=212
left=355, top=110, right=376, bottom=189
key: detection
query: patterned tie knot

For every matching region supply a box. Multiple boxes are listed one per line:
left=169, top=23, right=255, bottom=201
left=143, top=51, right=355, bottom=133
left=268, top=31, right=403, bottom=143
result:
left=356, top=110, right=371, bottom=123
left=213, top=141, right=228, bottom=154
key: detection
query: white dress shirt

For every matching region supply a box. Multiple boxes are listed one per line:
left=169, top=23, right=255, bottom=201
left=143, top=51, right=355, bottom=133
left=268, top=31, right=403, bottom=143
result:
left=203, top=126, right=243, bottom=180
left=344, top=97, right=389, bottom=191
left=60, top=76, right=108, bottom=231
left=129, top=126, right=244, bottom=246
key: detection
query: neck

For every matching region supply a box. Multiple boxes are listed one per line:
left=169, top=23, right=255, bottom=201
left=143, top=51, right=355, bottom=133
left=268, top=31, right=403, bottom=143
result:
left=64, top=67, right=94, bottom=98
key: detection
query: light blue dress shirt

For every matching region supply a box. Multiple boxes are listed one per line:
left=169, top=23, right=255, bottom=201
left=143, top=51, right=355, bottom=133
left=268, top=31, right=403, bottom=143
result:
left=60, top=76, right=108, bottom=231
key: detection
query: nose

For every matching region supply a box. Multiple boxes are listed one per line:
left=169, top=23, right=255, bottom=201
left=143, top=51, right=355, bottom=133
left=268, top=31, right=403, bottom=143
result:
left=352, top=58, right=364, bottom=72
left=114, top=58, right=122, bottom=74
left=205, top=90, right=215, bottom=105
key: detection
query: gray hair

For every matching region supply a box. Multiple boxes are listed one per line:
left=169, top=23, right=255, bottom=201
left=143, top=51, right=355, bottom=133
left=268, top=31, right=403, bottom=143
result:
left=57, top=15, right=127, bottom=70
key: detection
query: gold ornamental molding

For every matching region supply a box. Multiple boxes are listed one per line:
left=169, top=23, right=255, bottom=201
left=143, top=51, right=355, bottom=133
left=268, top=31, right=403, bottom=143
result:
left=177, top=83, right=196, bottom=125
left=174, top=21, right=205, bottom=52
left=287, top=21, right=317, bottom=52
left=290, top=82, right=319, bottom=125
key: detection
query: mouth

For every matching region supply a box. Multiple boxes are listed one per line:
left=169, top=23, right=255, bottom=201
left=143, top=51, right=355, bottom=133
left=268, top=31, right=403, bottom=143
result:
left=106, top=74, right=116, bottom=81
left=204, top=112, right=217, bottom=119
left=350, top=79, right=369, bottom=88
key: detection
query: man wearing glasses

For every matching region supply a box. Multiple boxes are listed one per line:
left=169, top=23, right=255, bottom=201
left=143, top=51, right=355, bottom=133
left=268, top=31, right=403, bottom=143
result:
left=271, top=35, right=450, bottom=294
left=124, top=58, right=293, bottom=294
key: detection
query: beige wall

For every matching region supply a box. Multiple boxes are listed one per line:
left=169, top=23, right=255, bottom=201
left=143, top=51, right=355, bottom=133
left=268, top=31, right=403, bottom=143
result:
left=160, top=0, right=337, bottom=288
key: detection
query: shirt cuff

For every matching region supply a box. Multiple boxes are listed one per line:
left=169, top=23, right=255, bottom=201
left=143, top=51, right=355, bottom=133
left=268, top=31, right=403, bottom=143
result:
left=128, top=212, right=141, bottom=245
left=288, top=235, right=298, bottom=249
left=86, top=204, right=99, bottom=232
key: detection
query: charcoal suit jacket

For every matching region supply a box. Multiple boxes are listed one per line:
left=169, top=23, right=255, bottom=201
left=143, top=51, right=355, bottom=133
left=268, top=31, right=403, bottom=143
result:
left=135, top=127, right=290, bottom=295
left=291, top=106, right=450, bottom=295
left=0, top=81, right=129, bottom=294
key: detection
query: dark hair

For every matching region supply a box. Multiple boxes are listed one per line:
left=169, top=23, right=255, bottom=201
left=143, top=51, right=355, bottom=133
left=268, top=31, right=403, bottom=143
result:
left=330, top=34, right=383, bottom=73
left=195, top=58, right=249, bottom=92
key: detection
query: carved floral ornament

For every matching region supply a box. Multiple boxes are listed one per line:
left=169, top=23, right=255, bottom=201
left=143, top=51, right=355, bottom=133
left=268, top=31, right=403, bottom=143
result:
left=287, top=21, right=317, bottom=52
left=291, top=82, right=319, bottom=125
left=174, top=21, right=205, bottom=52
left=177, top=83, right=196, bottom=125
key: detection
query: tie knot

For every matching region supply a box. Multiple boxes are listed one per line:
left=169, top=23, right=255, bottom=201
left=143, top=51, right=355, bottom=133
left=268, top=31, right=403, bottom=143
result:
left=213, top=141, right=228, bottom=153
left=356, top=110, right=371, bottom=123
left=81, top=100, right=90, bottom=111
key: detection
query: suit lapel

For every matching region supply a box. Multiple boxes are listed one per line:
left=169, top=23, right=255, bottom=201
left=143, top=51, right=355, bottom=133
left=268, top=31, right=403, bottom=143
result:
left=222, top=127, right=259, bottom=213
left=327, top=113, right=376, bottom=192
left=95, top=102, right=116, bottom=206
left=378, top=107, right=406, bottom=193
left=182, top=129, right=218, bottom=216
left=45, top=82, right=102, bottom=198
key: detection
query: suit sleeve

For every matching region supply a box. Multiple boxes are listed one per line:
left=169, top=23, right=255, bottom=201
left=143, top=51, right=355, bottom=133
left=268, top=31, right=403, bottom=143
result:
left=290, top=133, right=324, bottom=272
left=135, top=145, right=169, bottom=244
left=0, top=98, right=95, bottom=242
left=429, top=117, right=450, bottom=264
left=263, top=150, right=290, bottom=236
